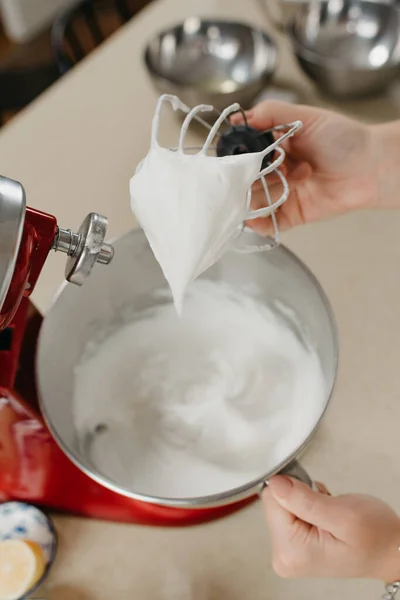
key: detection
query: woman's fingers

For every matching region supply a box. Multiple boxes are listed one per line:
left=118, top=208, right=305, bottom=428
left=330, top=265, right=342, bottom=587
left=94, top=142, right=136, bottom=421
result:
left=252, top=160, right=311, bottom=195
left=231, top=100, right=323, bottom=130
left=246, top=210, right=292, bottom=236
left=250, top=182, right=284, bottom=209
left=263, top=483, right=296, bottom=535
left=247, top=179, right=300, bottom=234
left=268, top=477, right=339, bottom=532
left=315, top=482, right=332, bottom=496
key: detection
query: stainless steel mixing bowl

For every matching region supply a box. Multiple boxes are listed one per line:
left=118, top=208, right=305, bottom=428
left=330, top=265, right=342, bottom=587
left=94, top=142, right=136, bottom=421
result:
left=144, top=19, right=278, bottom=111
left=37, top=229, right=338, bottom=509
left=288, top=0, right=400, bottom=97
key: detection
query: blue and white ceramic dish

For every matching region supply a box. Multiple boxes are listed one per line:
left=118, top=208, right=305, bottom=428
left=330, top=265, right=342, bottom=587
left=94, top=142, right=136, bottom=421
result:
left=0, top=502, right=57, bottom=599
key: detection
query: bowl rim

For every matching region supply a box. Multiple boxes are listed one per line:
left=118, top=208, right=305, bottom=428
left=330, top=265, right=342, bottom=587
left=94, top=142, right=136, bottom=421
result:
left=37, top=228, right=339, bottom=510
left=143, top=18, right=278, bottom=94
left=289, top=25, right=400, bottom=71
left=288, top=1, right=400, bottom=72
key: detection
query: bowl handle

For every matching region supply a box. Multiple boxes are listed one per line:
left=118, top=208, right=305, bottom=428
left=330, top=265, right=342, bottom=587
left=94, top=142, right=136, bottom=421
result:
left=280, top=459, right=313, bottom=487
left=259, top=459, right=313, bottom=493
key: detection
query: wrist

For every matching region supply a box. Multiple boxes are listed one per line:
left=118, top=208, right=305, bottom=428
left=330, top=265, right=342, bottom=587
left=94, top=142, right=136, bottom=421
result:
left=374, top=519, right=400, bottom=583
left=371, top=121, right=400, bottom=211
left=377, top=558, right=400, bottom=585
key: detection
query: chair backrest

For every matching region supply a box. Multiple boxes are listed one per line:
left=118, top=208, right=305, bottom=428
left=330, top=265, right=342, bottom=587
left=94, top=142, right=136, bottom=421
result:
left=51, top=0, right=135, bottom=74
left=0, top=64, right=60, bottom=119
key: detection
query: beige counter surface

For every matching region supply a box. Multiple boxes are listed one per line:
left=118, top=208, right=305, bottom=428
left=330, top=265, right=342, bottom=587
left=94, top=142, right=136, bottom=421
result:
left=1, top=0, right=400, bottom=598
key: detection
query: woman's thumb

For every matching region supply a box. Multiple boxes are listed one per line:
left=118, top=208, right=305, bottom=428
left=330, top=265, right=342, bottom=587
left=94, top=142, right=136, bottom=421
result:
left=268, top=476, right=337, bottom=532
left=246, top=101, right=302, bottom=130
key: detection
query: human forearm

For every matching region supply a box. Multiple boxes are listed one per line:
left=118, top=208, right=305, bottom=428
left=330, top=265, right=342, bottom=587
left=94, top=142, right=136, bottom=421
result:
left=373, top=121, right=400, bottom=210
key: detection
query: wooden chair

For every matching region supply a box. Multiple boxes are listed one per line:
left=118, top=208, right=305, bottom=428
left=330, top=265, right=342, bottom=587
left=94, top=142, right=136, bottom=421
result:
left=0, top=64, right=60, bottom=125
left=51, top=0, right=145, bottom=74
left=0, top=0, right=147, bottom=125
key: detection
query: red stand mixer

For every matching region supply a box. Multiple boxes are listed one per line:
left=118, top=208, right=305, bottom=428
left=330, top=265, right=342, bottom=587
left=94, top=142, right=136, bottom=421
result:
left=0, top=175, right=247, bottom=525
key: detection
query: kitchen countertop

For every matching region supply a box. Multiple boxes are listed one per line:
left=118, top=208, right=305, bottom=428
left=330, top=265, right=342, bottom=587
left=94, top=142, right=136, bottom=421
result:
left=1, top=0, right=400, bottom=598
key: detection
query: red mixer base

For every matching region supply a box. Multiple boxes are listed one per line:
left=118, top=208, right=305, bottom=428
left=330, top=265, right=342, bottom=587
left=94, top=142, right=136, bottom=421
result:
left=0, top=302, right=254, bottom=526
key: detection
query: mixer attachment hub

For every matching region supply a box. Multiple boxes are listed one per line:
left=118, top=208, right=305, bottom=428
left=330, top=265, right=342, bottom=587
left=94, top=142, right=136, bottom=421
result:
left=216, top=124, right=275, bottom=170
left=53, top=213, right=114, bottom=286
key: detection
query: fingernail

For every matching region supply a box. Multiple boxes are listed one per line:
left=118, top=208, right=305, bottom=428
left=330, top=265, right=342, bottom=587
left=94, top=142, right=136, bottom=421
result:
left=315, top=481, right=332, bottom=496
left=270, top=475, right=294, bottom=499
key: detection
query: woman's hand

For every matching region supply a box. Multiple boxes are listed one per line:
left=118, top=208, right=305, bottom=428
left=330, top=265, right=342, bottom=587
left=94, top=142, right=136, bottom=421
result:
left=264, top=476, right=400, bottom=582
left=232, top=101, right=380, bottom=234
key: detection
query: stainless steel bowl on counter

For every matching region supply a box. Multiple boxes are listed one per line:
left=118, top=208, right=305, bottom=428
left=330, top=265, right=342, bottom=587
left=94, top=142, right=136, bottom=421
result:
left=144, top=18, right=278, bottom=111
left=288, top=0, right=400, bottom=97
left=37, top=229, right=338, bottom=510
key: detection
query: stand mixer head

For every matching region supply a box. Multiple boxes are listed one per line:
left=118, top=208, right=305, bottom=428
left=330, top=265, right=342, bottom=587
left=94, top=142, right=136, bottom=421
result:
left=0, top=175, right=114, bottom=329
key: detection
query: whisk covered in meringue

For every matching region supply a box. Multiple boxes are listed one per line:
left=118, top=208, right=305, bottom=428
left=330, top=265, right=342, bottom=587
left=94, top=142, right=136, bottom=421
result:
left=130, top=94, right=301, bottom=313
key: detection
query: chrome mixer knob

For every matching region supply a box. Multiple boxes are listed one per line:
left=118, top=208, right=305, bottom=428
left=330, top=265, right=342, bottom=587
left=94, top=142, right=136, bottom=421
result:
left=53, top=213, right=114, bottom=286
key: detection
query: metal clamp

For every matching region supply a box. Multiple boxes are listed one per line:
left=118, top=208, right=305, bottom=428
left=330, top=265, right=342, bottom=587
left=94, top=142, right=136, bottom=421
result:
left=383, top=582, right=400, bottom=600
left=53, top=213, right=114, bottom=286
left=258, top=459, right=313, bottom=495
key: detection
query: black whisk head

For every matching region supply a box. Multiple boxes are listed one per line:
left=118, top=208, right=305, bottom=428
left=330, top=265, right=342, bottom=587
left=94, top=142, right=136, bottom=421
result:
left=216, top=124, right=275, bottom=170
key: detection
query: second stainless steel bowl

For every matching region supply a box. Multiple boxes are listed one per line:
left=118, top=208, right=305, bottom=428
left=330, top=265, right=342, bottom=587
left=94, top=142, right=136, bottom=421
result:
left=288, top=0, right=400, bottom=97
left=144, top=18, right=278, bottom=111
